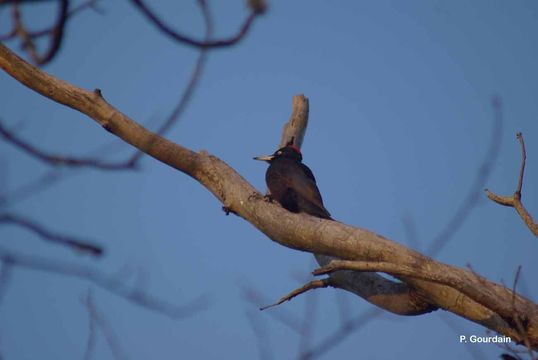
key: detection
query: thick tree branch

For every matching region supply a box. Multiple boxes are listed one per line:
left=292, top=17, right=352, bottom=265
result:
left=486, top=132, right=538, bottom=238
left=1, top=43, right=537, bottom=347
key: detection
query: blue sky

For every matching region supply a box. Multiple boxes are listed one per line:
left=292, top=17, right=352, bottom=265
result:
left=1, top=1, right=537, bottom=359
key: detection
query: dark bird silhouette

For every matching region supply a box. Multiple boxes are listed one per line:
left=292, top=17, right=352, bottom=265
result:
left=254, top=142, right=331, bottom=220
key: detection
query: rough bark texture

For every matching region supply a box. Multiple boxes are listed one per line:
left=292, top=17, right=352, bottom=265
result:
left=1, top=43, right=537, bottom=348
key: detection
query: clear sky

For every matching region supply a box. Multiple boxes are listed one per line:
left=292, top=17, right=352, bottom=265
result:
left=1, top=1, right=537, bottom=359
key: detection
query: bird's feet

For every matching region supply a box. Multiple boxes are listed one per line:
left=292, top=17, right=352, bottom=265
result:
left=221, top=206, right=237, bottom=216
left=248, top=192, right=274, bottom=203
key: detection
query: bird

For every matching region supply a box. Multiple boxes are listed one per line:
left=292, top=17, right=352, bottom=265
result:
left=254, top=140, right=332, bottom=220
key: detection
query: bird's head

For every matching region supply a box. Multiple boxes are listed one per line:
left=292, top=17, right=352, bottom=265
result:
left=253, top=142, right=303, bottom=163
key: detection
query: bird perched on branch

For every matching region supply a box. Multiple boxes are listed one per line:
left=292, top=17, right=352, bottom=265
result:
left=254, top=139, right=332, bottom=220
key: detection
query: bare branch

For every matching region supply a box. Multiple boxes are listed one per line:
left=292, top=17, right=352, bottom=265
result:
left=0, top=0, right=102, bottom=61
left=129, top=0, right=263, bottom=49
left=83, top=291, right=98, bottom=360
left=239, top=284, right=302, bottom=333
left=0, top=259, right=13, bottom=307
left=12, top=0, right=69, bottom=65
left=486, top=132, right=538, bottom=238
left=0, top=245, right=210, bottom=318
left=260, top=278, right=330, bottom=310
left=245, top=309, right=274, bottom=360
left=83, top=290, right=129, bottom=360
left=0, top=119, right=136, bottom=170
left=0, top=170, right=62, bottom=206
left=300, top=308, right=383, bottom=360
left=0, top=213, right=103, bottom=256
left=427, top=95, right=503, bottom=256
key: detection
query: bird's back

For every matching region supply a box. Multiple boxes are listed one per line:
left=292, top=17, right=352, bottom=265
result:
left=266, top=158, right=332, bottom=219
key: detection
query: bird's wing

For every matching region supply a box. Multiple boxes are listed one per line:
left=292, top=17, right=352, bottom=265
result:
left=290, top=164, right=331, bottom=218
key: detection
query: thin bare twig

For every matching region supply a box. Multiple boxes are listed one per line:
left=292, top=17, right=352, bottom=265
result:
left=0, top=259, right=13, bottom=307
left=0, top=245, right=210, bottom=318
left=297, top=287, right=318, bottom=358
left=239, top=284, right=302, bottom=333
left=427, top=96, right=503, bottom=256
left=83, top=290, right=129, bottom=360
left=486, top=132, right=538, bottom=238
left=0, top=170, right=62, bottom=206
left=299, top=308, right=383, bottom=360
left=245, top=309, right=274, bottom=360
left=83, top=291, right=98, bottom=360
left=0, top=0, right=102, bottom=41
left=0, top=120, right=136, bottom=170
left=509, top=266, right=536, bottom=360
left=260, top=278, right=330, bottom=311
left=129, top=0, right=264, bottom=49
left=401, top=213, right=421, bottom=250
left=0, top=213, right=103, bottom=256
left=12, top=0, right=69, bottom=65
left=438, top=313, right=487, bottom=360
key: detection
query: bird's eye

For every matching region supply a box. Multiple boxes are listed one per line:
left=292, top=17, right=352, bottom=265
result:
left=277, top=151, right=282, bottom=155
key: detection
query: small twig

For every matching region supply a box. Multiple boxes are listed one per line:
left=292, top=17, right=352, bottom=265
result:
left=0, top=245, right=210, bottom=318
left=245, top=309, right=274, bottom=360
left=427, top=95, right=503, bottom=255
left=1, top=0, right=102, bottom=41
left=0, top=213, right=103, bottom=256
left=510, top=266, right=536, bottom=360
left=511, top=265, right=522, bottom=310
left=299, top=308, right=383, bottom=360
left=12, top=0, right=69, bottom=65
left=401, top=213, right=421, bottom=250
left=83, top=291, right=98, bottom=360
left=239, top=284, right=302, bottom=333
left=0, top=259, right=13, bottom=307
left=83, top=290, right=129, bottom=360
left=486, top=132, right=538, bottom=238
left=0, top=170, right=62, bottom=206
left=0, top=120, right=136, bottom=170
left=297, top=285, right=318, bottom=358
left=439, top=313, right=487, bottom=360
left=129, top=0, right=264, bottom=49
left=515, top=133, right=526, bottom=196
left=260, top=278, right=330, bottom=311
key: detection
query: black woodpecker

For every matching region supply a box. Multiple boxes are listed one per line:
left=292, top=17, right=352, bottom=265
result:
left=254, top=143, right=331, bottom=220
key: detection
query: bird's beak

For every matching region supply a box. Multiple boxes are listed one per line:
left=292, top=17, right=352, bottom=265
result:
left=253, top=154, right=274, bottom=162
